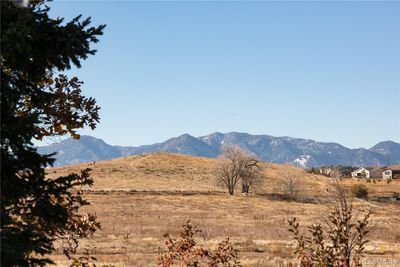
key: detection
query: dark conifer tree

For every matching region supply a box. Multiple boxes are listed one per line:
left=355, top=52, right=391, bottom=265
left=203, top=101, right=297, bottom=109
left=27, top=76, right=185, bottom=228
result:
left=1, top=1, right=105, bottom=265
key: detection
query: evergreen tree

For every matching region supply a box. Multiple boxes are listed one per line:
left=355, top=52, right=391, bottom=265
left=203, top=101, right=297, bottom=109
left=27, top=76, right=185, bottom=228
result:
left=1, top=1, right=105, bottom=265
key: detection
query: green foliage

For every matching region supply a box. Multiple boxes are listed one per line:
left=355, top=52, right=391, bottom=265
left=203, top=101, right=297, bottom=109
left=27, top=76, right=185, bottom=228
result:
left=1, top=0, right=105, bottom=265
left=157, top=221, right=241, bottom=267
left=351, top=184, right=368, bottom=199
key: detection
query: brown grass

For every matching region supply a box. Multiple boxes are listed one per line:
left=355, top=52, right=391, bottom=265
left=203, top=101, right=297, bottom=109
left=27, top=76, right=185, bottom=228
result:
left=48, top=153, right=400, bottom=266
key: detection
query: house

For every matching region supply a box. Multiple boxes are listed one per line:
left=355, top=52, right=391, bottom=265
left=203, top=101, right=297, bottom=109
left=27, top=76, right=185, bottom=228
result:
left=351, top=167, right=371, bottom=178
left=337, top=166, right=358, bottom=178
left=351, top=166, right=385, bottom=179
left=318, top=166, right=357, bottom=178
left=382, top=166, right=400, bottom=180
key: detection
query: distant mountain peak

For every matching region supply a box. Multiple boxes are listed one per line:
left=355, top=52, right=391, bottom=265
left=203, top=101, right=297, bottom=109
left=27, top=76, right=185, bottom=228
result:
left=175, top=133, right=197, bottom=140
left=370, top=140, right=399, bottom=149
left=38, top=133, right=400, bottom=167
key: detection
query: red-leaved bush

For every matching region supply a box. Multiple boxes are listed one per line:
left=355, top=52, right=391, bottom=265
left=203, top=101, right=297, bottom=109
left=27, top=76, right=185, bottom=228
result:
left=157, top=221, right=241, bottom=267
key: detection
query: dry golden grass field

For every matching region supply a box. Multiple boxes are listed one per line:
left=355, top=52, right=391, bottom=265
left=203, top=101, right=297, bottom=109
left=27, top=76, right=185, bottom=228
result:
left=48, top=153, right=400, bottom=267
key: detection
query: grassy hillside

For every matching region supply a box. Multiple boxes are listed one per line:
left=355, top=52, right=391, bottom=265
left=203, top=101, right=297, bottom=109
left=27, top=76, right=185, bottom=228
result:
left=48, top=153, right=400, bottom=266
left=48, top=153, right=329, bottom=194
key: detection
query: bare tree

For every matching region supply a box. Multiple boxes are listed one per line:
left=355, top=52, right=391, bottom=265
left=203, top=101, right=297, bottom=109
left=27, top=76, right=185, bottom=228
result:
left=215, top=146, right=263, bottom=195
left=240, top=158, right=263, bottom=194
left=215, top=146, right=244, bottom=195
left=280, top=167, right=300, bottom=198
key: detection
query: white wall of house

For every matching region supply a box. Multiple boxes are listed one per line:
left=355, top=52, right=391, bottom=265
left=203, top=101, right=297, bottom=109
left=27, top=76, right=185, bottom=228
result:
left=383, top=170, right=392, bottom=180
left=351, top=168, right=370, bottom=178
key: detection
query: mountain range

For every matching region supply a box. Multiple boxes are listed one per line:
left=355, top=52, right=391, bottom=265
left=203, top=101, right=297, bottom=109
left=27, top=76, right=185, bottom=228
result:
left=37, top=132, right=400, bottom=168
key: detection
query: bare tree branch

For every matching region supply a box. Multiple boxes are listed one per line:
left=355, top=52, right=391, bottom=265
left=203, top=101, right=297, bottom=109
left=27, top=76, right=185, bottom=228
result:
left=215, top=145, right=263, bottom=195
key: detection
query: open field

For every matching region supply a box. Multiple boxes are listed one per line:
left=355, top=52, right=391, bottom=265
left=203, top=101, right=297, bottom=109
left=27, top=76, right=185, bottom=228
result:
left=48, top=153, right=400, bottom=266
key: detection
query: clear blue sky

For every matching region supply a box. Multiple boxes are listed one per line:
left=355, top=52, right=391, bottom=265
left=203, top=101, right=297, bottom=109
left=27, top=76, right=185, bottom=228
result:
left=47, top=1, right=399, bottom=149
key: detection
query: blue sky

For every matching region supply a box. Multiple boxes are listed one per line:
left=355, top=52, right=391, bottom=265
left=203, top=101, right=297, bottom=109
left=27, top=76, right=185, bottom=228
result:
left=47, top=1, right=399, bottom=149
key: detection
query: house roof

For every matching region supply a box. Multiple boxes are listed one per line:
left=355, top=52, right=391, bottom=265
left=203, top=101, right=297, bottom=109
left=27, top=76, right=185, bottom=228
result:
left=385, top=164, right=400, bottom=171
left=352, top=167, right=371, bottom=173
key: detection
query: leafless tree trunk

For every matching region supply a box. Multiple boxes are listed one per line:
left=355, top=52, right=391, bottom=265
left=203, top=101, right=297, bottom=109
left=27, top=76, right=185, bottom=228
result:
left=216, top=157, right=241, bottom=195
left=240, top=159, right=262, bottom=194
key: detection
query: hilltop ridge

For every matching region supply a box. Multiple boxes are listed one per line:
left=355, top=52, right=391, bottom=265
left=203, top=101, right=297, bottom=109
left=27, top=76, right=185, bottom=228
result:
left=38, top=132, right=400, bottom=167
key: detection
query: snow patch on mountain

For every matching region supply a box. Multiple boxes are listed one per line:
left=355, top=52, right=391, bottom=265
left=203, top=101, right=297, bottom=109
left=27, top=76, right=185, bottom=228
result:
left=293, top=155, right=311, bottom=168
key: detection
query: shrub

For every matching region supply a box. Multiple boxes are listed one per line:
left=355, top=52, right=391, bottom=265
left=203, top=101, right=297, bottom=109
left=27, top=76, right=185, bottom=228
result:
left=351, top=184, right=368, bottom=199
left=157, top=221, right=241, bottom=267
left=288, top=180, right=371, bottom=267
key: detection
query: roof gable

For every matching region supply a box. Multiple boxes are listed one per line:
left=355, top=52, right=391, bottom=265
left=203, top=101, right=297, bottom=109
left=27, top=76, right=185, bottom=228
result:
left=353, top=167, right=369, bottom=173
